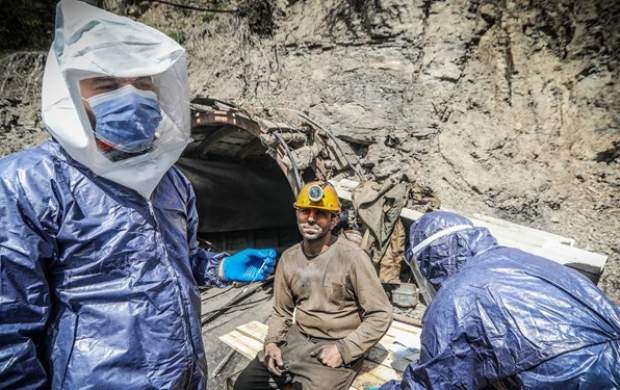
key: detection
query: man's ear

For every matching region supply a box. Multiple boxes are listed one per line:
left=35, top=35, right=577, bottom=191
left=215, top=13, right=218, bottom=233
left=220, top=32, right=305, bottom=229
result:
left=330, top=213, right=340, bottom=231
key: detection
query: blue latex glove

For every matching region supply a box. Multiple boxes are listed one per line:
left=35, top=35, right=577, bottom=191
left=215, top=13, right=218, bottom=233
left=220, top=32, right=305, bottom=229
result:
left=221, top=248, right=277, bottom=283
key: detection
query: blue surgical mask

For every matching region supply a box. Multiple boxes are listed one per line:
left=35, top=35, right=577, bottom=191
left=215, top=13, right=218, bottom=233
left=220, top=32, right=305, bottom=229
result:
left=86, top=84, right=162, bottom=154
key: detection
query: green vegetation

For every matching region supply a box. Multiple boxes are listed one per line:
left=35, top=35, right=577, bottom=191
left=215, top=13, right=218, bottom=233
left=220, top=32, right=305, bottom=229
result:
left=202, top=11, right=217, bottom=23
left=167, top=30, right=186, bottom=44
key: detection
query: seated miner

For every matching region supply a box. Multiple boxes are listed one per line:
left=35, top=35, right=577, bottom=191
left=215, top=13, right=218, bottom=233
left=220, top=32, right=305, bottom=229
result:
left=234, top=182, right=393, bottom=390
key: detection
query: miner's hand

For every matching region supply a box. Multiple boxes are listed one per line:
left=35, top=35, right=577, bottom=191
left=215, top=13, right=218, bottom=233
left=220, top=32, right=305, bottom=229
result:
left=264, top=342, right=284, bottom=376
left=312, top=344, right=343, bottom=368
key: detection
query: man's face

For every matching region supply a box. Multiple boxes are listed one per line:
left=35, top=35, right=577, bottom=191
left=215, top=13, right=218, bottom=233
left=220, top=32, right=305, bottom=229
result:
left=79, top=76, right=157, bottom=128
left=296, top=208, right=339, bottom=241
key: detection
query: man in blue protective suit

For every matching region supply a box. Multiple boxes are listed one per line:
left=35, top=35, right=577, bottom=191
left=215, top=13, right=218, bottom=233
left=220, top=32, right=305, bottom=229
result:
left=0, top=1, right=276, bottom=389
left=378, top=211, right=620, bottom=390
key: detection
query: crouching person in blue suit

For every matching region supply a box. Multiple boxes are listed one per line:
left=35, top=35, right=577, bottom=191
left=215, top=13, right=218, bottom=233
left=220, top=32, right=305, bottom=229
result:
left=379, top=211, right=620, bottom=389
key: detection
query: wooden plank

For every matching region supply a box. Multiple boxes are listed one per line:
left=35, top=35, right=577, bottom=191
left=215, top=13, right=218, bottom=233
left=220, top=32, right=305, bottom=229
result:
left=221, top=330, right=392, bottom=390
left=219, top=330, right=399, bottom=389
left=329, top=179, right=608, bottom=273
left=351, top=360, right=402, bottom=389
left=221, top=320, right=417, bottom=390
left=237, top=320, right=422, bottom=343
left=235, top=321, right=421, bottom=366
left=237, top=321, right=268, bottom=341
left=506, top=237, right=606, bottom=272
left=389, top=319, right=422, bottom=335
left=466, top=216, right=574, bottom=252
left=227, top=320, right=420, bottom=372
left=384, top=329, right=421, bottom=354
left=219, top=330, right=264, bottom=360
left=471, top=213, right=575, bottom=246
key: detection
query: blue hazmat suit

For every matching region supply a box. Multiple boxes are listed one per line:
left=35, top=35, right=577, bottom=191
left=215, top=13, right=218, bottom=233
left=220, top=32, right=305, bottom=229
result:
left=0, top=1, right=276, bottom=388
left=381, top=211, right=620, bottom=389
left=0, top=140, right=227, bottom=389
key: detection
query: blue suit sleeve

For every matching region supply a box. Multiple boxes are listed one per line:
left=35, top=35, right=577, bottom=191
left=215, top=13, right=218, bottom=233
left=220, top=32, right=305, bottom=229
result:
left=185, top=183, right=229, bottom=288
left=379, top=333, right=491, bottom=389
left=0, top=178, right=56, bottom=389
left=380, top=295, right=499, bottom=390
left=393, top=342, right=488, bottom=389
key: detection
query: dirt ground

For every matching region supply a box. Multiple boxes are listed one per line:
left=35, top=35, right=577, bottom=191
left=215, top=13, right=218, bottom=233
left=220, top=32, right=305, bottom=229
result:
left=2, top=0, right=618, bottom=302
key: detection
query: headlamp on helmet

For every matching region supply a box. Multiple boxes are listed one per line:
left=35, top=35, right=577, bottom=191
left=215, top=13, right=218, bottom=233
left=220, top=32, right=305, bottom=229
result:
left=294, top=181, right=341, bottom=213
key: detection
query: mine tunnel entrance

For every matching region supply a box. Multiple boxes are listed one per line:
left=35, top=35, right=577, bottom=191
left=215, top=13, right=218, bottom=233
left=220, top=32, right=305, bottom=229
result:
left=176, top=98, right=301, bottom=254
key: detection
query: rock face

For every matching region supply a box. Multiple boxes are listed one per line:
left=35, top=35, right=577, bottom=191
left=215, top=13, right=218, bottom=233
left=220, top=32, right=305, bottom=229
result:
left=1, top=1, right=619, bottom=300
left=0, top=0, right=53, bottom=156
left=0, top=52, right=48, bottom=156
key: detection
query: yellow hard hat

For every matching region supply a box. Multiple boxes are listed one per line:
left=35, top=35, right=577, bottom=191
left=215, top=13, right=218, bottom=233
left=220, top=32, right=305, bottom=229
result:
left=294, top=181, right=341, bottom=213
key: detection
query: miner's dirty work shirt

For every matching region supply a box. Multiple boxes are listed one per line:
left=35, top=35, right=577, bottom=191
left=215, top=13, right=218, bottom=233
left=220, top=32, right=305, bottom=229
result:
left=265, top=236, right=393, bottom=364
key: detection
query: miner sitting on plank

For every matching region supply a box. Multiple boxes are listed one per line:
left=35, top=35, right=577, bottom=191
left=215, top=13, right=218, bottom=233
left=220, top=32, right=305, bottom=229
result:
left=234, top=181, right=393, bottom=390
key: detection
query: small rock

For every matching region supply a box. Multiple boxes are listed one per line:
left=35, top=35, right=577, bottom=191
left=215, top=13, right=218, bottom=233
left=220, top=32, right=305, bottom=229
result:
left=479, top=4, right=498, bottom=24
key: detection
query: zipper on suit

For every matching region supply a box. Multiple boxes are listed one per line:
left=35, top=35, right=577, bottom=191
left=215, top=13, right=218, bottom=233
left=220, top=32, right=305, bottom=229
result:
left=146, top=200, right=196, bottom=361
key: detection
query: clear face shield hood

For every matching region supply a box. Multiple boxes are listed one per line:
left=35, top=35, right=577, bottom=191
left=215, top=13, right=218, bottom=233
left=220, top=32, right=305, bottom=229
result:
left=41, top=0, right=191, bottom=198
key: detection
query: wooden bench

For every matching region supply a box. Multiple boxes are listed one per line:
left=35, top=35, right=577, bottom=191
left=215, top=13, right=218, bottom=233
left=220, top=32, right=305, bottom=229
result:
left=219, top=320, right=422, bottom=389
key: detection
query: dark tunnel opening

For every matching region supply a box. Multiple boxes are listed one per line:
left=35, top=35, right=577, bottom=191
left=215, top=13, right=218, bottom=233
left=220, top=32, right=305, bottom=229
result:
left=176, top=100, right=301, bottom=254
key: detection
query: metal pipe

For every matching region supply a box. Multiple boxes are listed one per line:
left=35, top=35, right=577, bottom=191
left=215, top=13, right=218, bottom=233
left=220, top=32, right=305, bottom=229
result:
left=294, top=111, right=367, bottom=182
left=255, top=106, right=367, bottom=182
left=273, top=131, right=303, bottom=194
left=147, top=0, right=237, bottom=13
left=211, top=349, right=237, bottom=378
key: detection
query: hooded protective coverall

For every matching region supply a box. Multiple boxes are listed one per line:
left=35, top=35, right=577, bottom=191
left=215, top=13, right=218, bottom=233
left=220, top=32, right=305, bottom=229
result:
left=0, top=1, right=274, bottom=388
left=380, top=211, right=620, bottom=389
